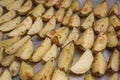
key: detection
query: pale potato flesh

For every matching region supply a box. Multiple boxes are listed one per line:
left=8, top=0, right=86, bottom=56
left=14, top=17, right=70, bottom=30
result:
left=0, top=69, right=12, bottom=80
left=45, top=0, right=58, bottom=7
left=0, top=6, right=3, bottom=16
left=0, top=0, right=14, bottom=7
left=110, top=73, right=119, bottom=80
left=70, top=0, right=80, bottom=12
left=84, top=74, right=94, bottom=80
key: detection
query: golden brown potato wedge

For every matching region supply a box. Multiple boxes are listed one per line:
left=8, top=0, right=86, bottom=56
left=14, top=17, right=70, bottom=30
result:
left=34, top=0, right=46, bottom=4
left=110, top=73, right=119, bottom=80
left=0, top=0, right=14, bottom=7
left=0, top=69, right=12, bottom=80
left=91, top=52, right=107, bottom=76
left=110, top=15, right=120, bottom=30
left=69, top=49, right=94, bottom=74
left=0, top=6, right=3, bottom=16
left=62, top=27, right=79, bottom=48
left=42, top=44, right=58, bottom=62
left=62, top=8, right=73, bottom=25
left=45, top=0, right=58, bottom=7
left=107, top=49, right=119, bottom=72
left=68, top=14, right=80, bottom=28
left=33, top=58, right=55, bottom=80
left=0, top=16, right=21, bottom=32
left=107, top=25, right=119, bottom=48
left=92, top=32, right=107, bottom=53
left=70, top=0, right=80, bottom=12
left=31, top=37, right=51, bottom=62
left=116, top=30, right=120, bottom=38
left=8, top=16, right=32, bottom=37
left=76, top=28, right=94, bottom=51
left=38, top=17, right=56, bottom=38
left=42, top=7, right=54, bottom=21
left=1, top=55, right=15, bottom=67
left=93, top=17, right=109, bottom=33
left=94, top=1, right=108, bottom=18
left=0, top=48, right=4, bottom=63
left=79, top=0, right=93, bottom=16
left=5, top=36, right=30, bottom=54
left=0, top=10, right=16, bottom=25
left=27, top=17, right=43, bottom=35
left=16, top=39, right=34, bottom=60
left=18, top=0, right=32, bottom=15
left=81, top=13, right=94, bottom=30
left=6, top=0, right=24, bottom=11
left=51, top=68, right=69, bottom=80
left=9, top=60, right=20, bottom=77
left=19, top=61, right=34, bottom=80
left=58, top=42, right=74, bottom=72
left=84, top=74, right=94, bottom=80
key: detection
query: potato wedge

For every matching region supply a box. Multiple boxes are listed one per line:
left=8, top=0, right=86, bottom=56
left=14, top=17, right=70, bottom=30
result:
left=8, top=16, right=32, bottom=37
left=93, top=1, right=108, bottom=18
left=110, top=15, right=120, bottom=30
left=5, top=36, right=30, bottom=54
left=0, top=69, right=12, bottom=80
left=0, top=6, right=3, bottom=16
left=68, top=14, right=80, bottom=28
left=58, top=42, right=74, bottom=72
left=0, top=48, right=4, bottom=63
left=116, top=30, right=120, bottom=38
left=81, top=13, right=94, bottom=30
left=38, top=17, right=56, bottom=38
left=27, top=17, right=43, bottom=35
left=42, top=44, right=58, bottom=62
left=0, top=0, right=14, bottom=7
left=107, top=49, right=119, bottom=72
left=76, top=28, right=94, bottom=51
left=51, top=68, right=68, bottom=80
left=42, top=7, right=54, bottom=21
left=91, top=52, right=107, bottom=76
left=84, top=74, right=94, bottom=80
left=62, top=8, right=73, bottom=25
left=79, top=0, right=93, bottom=16
left=110, top=73, right=119, bottom=80
left=109, top=2, right=119, bottom=16
left=0, top=10, right=16, bottom=25
left=107, top=25, right=119, bottom=48
left=1, top=55, right=15, bottom=67
left=62, top=27, right=79, bottom=48
left=45, top=0, right=58, bottom=7
left=55, top=8, right=65, bottom=23
left=69, top=49, right=94, bottom=74
left=16, top=39, right=34, bottom=60
left=0, top=16, right=21, bottom=32
left=52, top=27, right=69, bottom=46
left=31, top=37, right=51, bottom=62
left=19, top=61, right=34, bottom=80
left=92, top=32, right=107, bottom=53
left=33, top=58, right=55, bottom=80
left=18, top=0, right=32, bottom=15
left=0, top=32, right=2, bottom=40
left=34, top=0, right=46, bottom=4
left=6, top=0, right=24, bottom=11
left=70, top=0, right=80, bottom=12
left=93, top=17, right=109, bottom=33
left=9, top=60, right=20, bottom=77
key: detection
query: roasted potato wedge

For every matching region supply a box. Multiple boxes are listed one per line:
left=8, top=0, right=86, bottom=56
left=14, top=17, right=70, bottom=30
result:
left=91, top=52, right=107, bottom=76
left=34, top=0, right=46, bottom=4
left=110, top=73, right=119, bottom=80
left=42, top=7, right=54, bottom=21
left=116, top=30, right=120, bottom=38
left=84, top=74, right=94, bottom=80
left=92, top=32, right=107, bottom=53
left=79, top=0, right=93, bottom=16
left=9, top=60, right=20, bottom=77
left=107, top=49, right=119, bottom=72
left=76, top=28, right=94, bottom=51
left=0, top=10, right=16, bottom=25
left=16, top=39, right=34, bottom=60
left=81, top=13, right=94, bottom=30
left=68, top=14, right=80, bottom=28
left=0, top=16, right=21, bottom=32
left=19, top=61, right=34, bottom=80
left=69, top=49, right=94, bottom=74
left=0, top=69, right=12, bottom=80
left=18, top=0, right=32, bottom=15
left=42, top=44, right=58, bottom=62
left=0, top=6, right=3, bottom=16
left=33, top=58, right=55, bottom=80
left=27, top=17, right=43, bottom=35
left=5, top=36, right=30, bottom=54
left=6, top=0, right=24, bottom=11
left=31, top=37, right=51, bottom=62
left=45, top=0, right=58, bottom=7
left=93, top=1, right=108, bottom=18
left=0, top=48, right=4, bottom=63
left=58, top=42, right=74, bottom=72
left=51, top=68, right=68, bottom=80
left=107, top=25, right=119, bottom=48
left=8, top=16, right=32, bottom=37
left=70, top=0, right=80, bottom=12
left=0, top=0, right=14, bottom=7
left=93, top=17, right=109, bottom=33
left=38, top=17, right=56, bottom=38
